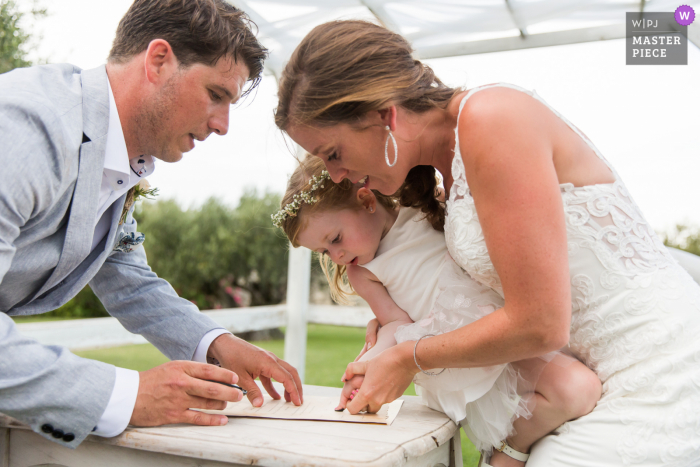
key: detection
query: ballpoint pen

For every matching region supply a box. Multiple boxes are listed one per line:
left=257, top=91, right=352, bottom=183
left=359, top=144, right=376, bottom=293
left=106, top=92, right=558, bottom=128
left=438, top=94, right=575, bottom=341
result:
left=206, top=380, right=248, bottom=395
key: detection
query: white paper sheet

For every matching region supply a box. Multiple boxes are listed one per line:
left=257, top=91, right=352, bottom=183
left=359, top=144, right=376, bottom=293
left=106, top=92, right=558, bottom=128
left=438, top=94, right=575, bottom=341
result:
left=198, top=395, right=403, bottom=426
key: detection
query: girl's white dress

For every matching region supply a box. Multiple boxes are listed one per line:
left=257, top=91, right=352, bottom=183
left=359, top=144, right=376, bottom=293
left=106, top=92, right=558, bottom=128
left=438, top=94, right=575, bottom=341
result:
left=361, top=206, right=552, bottom=452
left=444, top=83, right=700, bottom=466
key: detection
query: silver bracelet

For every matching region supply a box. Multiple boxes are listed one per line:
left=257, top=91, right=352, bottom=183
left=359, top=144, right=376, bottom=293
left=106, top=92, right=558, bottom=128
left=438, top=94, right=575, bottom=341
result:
left=413, top=334, right=446, bottom=376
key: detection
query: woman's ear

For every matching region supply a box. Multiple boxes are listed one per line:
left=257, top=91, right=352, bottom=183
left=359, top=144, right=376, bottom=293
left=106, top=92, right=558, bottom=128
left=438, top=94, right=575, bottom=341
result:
left=378, top=105, right=398, bottom=131
left=356, top=187, right=377, bottom=213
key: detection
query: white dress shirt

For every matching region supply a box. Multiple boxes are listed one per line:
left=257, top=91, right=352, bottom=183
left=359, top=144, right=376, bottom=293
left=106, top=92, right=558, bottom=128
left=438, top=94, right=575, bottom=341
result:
left=92, top=80, right=230, bottom=438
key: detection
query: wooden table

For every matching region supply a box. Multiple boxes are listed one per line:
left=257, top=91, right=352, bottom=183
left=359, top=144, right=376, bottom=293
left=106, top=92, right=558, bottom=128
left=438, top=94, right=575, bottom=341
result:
left=0, top=385, right=461, bottom=467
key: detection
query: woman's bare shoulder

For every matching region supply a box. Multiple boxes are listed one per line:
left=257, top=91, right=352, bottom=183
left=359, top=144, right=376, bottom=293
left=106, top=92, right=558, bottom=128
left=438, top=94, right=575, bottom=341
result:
left=456, top=86, right=555, bottom=166
left=458, top=85, right=550, bottom=130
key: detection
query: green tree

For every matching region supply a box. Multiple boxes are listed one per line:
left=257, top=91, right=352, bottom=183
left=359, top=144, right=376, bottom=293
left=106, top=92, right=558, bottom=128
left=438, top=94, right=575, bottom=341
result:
left=0, top=0, right=45, bottom=74
left=134, top=191, right=290, bottom=309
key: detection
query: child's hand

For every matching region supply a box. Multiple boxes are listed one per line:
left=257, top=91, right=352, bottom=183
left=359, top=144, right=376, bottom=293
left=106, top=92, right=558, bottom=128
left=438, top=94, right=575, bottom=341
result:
left=354, top=318, right=380, bottom=362
left=335, top=375, right=365, bottom=411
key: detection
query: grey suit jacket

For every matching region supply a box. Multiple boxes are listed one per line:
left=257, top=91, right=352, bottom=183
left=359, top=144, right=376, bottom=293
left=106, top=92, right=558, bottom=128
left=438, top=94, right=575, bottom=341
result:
left=0, top=64, right=222, bottom=447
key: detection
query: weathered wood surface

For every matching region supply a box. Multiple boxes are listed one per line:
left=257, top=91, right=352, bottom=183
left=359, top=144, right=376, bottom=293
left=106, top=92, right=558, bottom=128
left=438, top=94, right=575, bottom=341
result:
left=0, top=427, right=8, bottom=467
left=0, top=385, right=460, bottom=467
left=14, top=305, right=375, bottom=351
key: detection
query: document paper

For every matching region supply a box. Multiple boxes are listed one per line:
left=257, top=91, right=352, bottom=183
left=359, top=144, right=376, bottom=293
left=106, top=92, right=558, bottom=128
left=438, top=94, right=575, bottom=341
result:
left=199, top=395, right=403, bottom=426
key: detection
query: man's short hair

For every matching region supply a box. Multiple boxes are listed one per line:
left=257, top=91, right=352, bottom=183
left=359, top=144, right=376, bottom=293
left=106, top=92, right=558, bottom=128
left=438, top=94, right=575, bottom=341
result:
left=108, top=0, right=268, bottom=94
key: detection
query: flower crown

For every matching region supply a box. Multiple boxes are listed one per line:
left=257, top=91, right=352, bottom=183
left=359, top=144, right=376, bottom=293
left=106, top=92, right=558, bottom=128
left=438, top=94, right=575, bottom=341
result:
left=272, top=170, right=331, bottom=229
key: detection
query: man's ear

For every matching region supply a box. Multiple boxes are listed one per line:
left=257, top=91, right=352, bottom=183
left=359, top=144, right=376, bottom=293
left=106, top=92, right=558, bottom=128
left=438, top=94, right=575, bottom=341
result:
left=356, top=187, right=377, bottom=213
left=144, top=39, right=178, bottom=84
left=378, top=105, right=398, bottom=132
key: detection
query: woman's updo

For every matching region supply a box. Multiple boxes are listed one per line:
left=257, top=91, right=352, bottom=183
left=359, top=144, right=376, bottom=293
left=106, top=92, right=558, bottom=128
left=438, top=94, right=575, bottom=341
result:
left=274, top=20, right=455, bottom=230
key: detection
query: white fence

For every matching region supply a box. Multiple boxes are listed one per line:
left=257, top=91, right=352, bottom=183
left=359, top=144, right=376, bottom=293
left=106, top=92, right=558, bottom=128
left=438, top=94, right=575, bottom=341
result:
left=15, top=304, right=373, bottom=352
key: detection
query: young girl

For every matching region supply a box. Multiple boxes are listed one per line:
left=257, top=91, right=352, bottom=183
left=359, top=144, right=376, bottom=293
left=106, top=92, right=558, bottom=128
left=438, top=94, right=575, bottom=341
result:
left=274, top=157, right=602, bottom=467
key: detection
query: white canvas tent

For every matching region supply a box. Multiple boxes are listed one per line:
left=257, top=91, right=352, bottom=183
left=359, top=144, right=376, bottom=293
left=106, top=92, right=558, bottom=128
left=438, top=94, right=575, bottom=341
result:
left=232, top=0, right=700, bottom=79
left=227, top=0, right=700, bottom=380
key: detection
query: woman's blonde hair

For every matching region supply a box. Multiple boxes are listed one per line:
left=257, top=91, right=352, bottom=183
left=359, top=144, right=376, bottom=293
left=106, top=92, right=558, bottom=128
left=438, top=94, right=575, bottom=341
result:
left=279, top=156, right=397, bottom=303
left=274, top=20, right=454, bottom=232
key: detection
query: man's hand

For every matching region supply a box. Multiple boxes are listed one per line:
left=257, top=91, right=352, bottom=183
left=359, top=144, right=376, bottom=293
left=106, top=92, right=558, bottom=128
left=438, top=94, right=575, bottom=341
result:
left=130, top=360, right=243, bottom=427
left=208, top=333, right=303, bottom=407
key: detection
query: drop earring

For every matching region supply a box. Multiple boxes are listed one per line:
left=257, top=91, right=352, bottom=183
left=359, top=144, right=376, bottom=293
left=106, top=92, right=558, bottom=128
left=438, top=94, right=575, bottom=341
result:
left=384, top=126, right=398, bottom=167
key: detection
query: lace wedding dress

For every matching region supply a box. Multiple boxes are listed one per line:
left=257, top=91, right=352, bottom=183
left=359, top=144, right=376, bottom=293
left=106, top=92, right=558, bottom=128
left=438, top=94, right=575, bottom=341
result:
left=445, top=83, right=700, bottom=467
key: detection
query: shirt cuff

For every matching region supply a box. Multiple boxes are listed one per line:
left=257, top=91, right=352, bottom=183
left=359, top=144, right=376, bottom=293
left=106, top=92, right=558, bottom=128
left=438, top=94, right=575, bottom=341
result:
left=92, top=367, right=139, bottom=438
left=193, top=328, right=231, bottom=363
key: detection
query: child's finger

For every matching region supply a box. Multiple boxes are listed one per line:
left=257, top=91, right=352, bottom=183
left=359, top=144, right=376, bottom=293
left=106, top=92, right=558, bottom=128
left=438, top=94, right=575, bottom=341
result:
left=335, top=393, right=350, bottom=411
left=365, top=319, right=379, bottom=348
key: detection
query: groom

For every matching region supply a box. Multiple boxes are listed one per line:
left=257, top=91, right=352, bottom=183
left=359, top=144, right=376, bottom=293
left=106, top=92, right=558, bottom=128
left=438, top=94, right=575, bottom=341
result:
left=0, top=0, right=301, bottom=448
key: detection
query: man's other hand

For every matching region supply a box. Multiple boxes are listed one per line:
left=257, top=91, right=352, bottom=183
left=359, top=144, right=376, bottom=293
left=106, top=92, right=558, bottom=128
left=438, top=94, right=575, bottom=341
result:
left=130, top=361, right=243, bottom=427
left=208, top=333, right=303, bottom=408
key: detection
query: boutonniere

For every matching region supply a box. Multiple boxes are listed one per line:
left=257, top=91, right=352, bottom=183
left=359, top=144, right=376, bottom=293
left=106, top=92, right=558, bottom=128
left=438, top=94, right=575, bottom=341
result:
left=120, top=179, right=159, bottom=225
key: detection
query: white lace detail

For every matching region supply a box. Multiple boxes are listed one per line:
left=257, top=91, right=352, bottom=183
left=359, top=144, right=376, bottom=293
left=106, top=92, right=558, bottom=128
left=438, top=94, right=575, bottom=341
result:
left=444, top=83, right=700, bottom=466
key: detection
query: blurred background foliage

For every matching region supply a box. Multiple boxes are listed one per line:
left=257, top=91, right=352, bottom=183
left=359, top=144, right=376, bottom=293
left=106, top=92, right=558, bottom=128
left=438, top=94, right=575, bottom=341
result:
left=0, top=0, right=45, bottom=73
left=663, top=224, right=700, bottom=257
left=136, top=191, right=289, bottom=309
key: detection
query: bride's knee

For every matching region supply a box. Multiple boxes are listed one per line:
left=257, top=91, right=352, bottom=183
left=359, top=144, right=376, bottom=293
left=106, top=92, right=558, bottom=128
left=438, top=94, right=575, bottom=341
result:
left=542, top=362, right=602, bottom=420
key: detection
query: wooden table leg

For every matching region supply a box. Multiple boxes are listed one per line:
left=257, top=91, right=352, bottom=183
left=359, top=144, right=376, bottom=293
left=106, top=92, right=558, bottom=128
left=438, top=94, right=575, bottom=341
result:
left=0, top=428, right=9, bottom=467
left=450, top=427, right=462, bottom=467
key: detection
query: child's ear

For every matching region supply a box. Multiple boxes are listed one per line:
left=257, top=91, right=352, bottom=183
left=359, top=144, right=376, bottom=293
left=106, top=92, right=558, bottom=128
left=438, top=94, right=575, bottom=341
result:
left=356, top=187, right=377, bottom=213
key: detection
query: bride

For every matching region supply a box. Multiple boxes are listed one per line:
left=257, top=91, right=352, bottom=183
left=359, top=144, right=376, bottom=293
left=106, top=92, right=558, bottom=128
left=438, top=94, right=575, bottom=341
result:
left=274, top=20, right=700, bottom=466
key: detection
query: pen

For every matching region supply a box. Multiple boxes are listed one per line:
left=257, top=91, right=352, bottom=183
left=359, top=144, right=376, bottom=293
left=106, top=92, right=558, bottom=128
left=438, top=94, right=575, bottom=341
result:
left=206, top=380, right=248, bottom=395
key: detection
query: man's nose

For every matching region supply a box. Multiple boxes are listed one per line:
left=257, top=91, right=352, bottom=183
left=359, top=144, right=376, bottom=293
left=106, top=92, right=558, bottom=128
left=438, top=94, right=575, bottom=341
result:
left=209, top=106, right=230, bottom=136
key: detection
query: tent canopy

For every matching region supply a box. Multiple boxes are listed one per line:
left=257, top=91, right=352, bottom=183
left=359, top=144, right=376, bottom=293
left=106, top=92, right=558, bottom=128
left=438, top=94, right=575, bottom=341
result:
left=230, top=0, right=699, bottom=78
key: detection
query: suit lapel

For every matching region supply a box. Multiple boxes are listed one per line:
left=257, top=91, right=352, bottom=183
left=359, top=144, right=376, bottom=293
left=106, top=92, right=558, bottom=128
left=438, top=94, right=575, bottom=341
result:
left=32, top=66, right=110, bottom=296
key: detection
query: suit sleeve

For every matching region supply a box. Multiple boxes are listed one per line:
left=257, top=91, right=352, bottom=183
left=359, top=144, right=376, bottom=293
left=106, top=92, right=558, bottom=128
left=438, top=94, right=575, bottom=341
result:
left=89, top=209, right=225, bottom=361
left=0, top=80, right=117, bottom=448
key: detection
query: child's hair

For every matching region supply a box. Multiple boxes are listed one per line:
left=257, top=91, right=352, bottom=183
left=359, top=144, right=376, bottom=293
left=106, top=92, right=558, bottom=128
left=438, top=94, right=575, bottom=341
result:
left=279, top=156, right=397, bottom=303
left=400, top=166, right=445, bottom=232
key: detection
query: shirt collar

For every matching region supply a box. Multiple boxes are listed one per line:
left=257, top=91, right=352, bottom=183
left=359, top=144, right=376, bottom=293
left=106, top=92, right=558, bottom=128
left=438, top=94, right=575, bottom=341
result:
left=104, top=80, right=155, bottom=190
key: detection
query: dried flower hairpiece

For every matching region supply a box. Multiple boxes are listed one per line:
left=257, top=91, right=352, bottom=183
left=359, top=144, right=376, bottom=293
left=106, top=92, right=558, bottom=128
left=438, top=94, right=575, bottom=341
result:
left=272, top=170, right=330, bottom=228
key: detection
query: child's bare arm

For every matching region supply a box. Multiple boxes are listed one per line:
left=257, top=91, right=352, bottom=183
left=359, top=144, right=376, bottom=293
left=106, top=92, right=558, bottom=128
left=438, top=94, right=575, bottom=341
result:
left=335, top=265, right=414, bottom=409
left=346, top=264, right=412, bottom=326
left=346, top=264, right=413, bottom=361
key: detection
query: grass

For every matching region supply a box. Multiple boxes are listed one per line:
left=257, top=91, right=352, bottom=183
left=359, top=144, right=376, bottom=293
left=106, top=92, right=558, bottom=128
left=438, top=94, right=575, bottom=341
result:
left=75, top=323, right=480, bottom=466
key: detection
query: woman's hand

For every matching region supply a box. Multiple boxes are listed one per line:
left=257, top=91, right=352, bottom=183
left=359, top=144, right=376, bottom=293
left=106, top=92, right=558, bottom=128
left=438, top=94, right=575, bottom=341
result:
left=336, top=374, right=365, bottom=411
left=343, top=341, right=418, bottom=414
